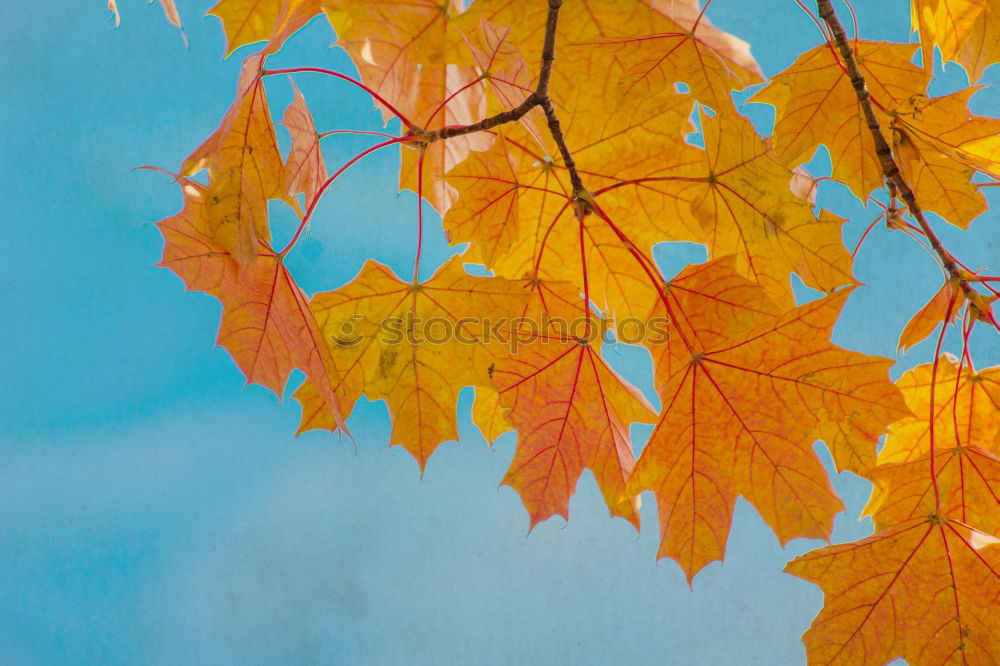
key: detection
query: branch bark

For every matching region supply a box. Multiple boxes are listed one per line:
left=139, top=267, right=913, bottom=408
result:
left=421, top=0, right=586, bottom=196
left=815, top=0, right=976, bottom=302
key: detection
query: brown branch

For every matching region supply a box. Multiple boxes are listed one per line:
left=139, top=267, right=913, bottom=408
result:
left=421, top=0, right=588, bottom=203
left=422, top=0, right=564, bottom=143
left=815, top=0, right=977, bottom=303
left=541, top=97, right=584, bottom=194
left=425, top=91, right=541, bottom=142
left=535, top=0, right=561, bottom=97
left=420, top=0, right=584, bottom=203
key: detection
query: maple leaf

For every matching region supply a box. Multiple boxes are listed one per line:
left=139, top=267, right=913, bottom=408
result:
left=957, top=0, right=1000, bottom=82
left=864, top=356, right=1000, bottom=531
left=911, top=0, right=1000, bottom=82
left=867, top=445, right=1000, bottom=535
left=887, top=89, right=1000, bottom=228
left=209, top=0, right=321, bottom=56
left=490, top=279, right=656, bottom=528
left=472, top=386, right=513, bottom=446
left=157, top=179, right=346, bottom=431
left=751, top=41, right=926, bottom=200
left=627, top=258, right=909, bottom=580
left=442, top=131, right=527, bottom=267
left=898, top=279, right=964, bottom=353
left=879, top=356, right=1000, bottom=464
left=578, top=16, right=763, bottom=113
left=461, top=19, right=545, bottom=147
left=911, top=0, right=988, bottom=79
left=322, top=0, right=488, bottom=212
left=786, top=518, right=1000, bottom=665
left=307, top=256, right=527, bottom=469
left=445, top=117, right=676, bottom=322
left=281, top=80, right=328, bottom=208
left=460, top=0, right=761, bottom=108
left=593, top=111, right=856, bottom=308
left=180, top=54, right=288, bottom=267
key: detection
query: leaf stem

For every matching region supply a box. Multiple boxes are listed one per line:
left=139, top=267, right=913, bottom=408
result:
left=263, top=67, right=418, bottom=131
left=413, top=149, right=426, bottom=284
left=280, top=135, right=415, bottom=257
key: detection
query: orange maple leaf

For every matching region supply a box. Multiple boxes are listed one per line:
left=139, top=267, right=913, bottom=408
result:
left=867, top=446, right=1000, bottom=535
left=491, top=279, right=656, bottom=529
left=627, top=258, right=909, bottom=581
left=281, top=80, right=328, bottom=209
left=879, top=356, right=1000, bottom=464
left=180, top=54, right=289, bottom=267
left=898, top=279, right=964, bottom=353
left=787, top=518, right=1000, bottom=665
left=157, top=179, right=346, bottom=431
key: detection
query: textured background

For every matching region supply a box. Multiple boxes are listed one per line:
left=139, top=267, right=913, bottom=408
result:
left=0, top=1, right=997, bottom=663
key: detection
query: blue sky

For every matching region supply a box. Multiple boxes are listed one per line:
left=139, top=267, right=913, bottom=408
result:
left=1, top=1, right=997, bottom=664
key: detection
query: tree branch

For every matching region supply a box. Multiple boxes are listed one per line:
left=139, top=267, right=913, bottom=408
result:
left=541, top=97, right=584, bottom=194
left=421, top=0, right=565, bottom=143
left=815, top=0, right=977, bottom=303
left=420, top=0, right=587, bottom=208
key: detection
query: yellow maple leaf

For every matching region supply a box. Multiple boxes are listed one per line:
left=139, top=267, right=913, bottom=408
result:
left=751, top=41, right=926, bottom=200
left=880, top=356, right=1000, bottom=464
left=209, top=0, right=321, bottom=56
left=309, top=255, right=527, bottom=469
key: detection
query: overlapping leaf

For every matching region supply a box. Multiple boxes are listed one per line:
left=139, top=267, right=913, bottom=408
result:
left=157, top=179, right=346, bottom=430
left=888, top=88, right=1000, bottom=227
left=462, top=19, right=544, bottom=146
left=579, top=15, right=762, bottom=112
left=282, top=80, right=328, bottom=208
left=787, top=518, right=1000, bottom=665
left=209, top=0, right=321, bottom=56
left=879, top=356, right=1000, bottom=464
left=307, top=256, right=527, bottom=469
left=322, top=0, right=488, bottom=212
left=585, top=111, right=856, bottom=308
left=627, top=258, right=909, bottom=580
left=867, top=445, right=1000, bottom=534
left=751, top=41, right=927, bottom=200
left=446, top=119, right=674, bottom=321
left=911, top=0, right=1000, bottom=82
left=181, top=54, right=288, bottom=267
left=491, top=279, right=656, bottom=528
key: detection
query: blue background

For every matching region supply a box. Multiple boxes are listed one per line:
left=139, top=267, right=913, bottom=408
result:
left=1, top=1, right=997, bottom=664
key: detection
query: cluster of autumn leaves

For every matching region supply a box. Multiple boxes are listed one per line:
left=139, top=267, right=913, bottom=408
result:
left=144, top=0, right=1000, bottom=663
